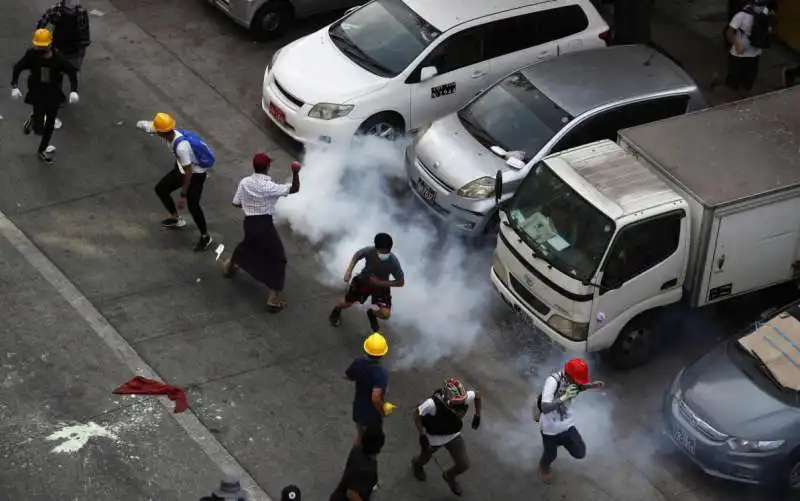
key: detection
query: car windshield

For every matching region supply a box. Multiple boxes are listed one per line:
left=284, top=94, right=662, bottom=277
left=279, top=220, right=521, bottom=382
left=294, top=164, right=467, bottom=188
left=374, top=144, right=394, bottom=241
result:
left=458, top=72, right=573, bottom=162
left=734, top=306, right=800, bottom=396
left=329, top=0, right=441, bottom=78
left=507, top=162, right=614, bottom=282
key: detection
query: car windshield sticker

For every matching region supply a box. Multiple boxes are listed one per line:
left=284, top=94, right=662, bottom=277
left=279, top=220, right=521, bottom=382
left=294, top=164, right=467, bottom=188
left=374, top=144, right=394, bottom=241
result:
left=431, top=82, right=456, bottom=98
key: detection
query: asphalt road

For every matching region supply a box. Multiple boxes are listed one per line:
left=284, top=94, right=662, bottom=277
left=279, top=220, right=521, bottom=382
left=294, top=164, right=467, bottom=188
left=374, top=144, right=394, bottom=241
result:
left=0, top=0, right=797, bottom=500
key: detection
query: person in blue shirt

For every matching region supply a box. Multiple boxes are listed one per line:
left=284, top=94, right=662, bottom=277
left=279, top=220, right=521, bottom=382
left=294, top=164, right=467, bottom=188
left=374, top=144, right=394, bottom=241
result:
left=345, top=333, right=390, bottom=444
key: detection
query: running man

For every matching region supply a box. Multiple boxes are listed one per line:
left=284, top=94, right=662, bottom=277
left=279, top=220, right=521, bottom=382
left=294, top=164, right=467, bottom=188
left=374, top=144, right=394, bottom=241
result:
left=136, top=113, right=215, bottom=251
left=328, top=233, right=404, bottom=332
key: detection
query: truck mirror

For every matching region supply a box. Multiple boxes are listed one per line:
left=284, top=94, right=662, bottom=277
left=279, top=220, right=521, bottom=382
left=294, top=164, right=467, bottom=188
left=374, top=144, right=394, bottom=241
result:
left=494, top=170, right=502, bottom=205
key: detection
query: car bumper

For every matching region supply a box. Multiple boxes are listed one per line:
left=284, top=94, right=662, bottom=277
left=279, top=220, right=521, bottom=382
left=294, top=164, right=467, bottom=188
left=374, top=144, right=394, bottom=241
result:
left=404, top=145, right=494, bottom=236
left=208, top=0, right=258, bottom=27
left=662, top=388, right=784, bottom=485
left=490, top=266, right=589, bottom=352
left=262, top=74, right=360, bottom=145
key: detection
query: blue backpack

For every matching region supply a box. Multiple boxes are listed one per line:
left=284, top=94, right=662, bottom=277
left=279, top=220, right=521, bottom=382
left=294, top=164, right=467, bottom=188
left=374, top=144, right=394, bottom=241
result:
left=173, top=129, right=216, bottom=168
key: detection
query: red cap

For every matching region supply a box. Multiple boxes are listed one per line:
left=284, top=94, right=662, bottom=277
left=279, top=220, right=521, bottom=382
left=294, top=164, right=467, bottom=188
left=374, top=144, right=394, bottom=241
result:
left=564, top=358, right=590, bottom=385
left=253, top=153, right=272, bottom=169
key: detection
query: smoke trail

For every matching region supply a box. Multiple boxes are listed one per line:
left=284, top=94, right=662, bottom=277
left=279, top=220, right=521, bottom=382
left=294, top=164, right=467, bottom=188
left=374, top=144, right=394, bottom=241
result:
left=275, top=137, right=494, bottom=367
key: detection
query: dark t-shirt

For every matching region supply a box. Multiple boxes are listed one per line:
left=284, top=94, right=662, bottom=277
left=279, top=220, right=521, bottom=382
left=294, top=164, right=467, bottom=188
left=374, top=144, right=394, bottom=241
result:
left=329, top=446, right=378, bottom=501
left=354, top=247, right=403, bottom=282
left=346, top=357, right=388, bottom=425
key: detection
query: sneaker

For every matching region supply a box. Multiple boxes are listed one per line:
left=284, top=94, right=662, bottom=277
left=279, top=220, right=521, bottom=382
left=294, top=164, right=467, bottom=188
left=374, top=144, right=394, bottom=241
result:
left=411, top=460, right=427, bottom=482
left=537, top=466, right=553, bottom=484
left=367, top=309, right=380, bottom=332
left=37, top=151, right=53, bottom=164
left=193, top=235, right=213, bottom=252
left=442, top=472, right=462, bottom=496
left=23, top=116, right=32, bottom=135
left=161, top=217, right=187, bottom=228
left=44, top=145, right=56, bottom=154
left=328, top=307, right=342, bottom=327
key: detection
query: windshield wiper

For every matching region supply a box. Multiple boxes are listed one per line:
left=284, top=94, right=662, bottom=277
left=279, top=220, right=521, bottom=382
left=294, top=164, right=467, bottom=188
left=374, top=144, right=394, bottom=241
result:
left=329, top=28, right=392, bottom=76
left=459, top=114, right=506, bottom=150
left=504, top=217, right=547, bottom=262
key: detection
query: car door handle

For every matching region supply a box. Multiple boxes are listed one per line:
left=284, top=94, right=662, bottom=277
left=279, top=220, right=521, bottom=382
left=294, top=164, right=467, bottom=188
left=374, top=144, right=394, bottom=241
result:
left=471, top=70, right=487, bottom=79
left=661, top=278, right=678, bottom=290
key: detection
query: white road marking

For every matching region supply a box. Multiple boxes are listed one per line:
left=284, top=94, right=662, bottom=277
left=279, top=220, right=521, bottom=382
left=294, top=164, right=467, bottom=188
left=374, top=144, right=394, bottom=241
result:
left=0, top=211, right=272, bottom=501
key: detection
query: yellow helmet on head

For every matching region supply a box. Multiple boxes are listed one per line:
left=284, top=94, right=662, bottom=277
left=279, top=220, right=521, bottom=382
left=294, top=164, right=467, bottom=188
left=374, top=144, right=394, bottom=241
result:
left=152, top=112, right=176, bottom=133
left=363, top=333, right=388, bottom=357
left=32, top=29, right=52, bottom=48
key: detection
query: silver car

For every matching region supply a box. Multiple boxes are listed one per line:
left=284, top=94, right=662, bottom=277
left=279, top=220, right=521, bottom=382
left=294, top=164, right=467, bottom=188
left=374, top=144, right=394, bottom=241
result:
left=663, top=300, right=800, bottom=493
left=405, top=44, right=705, bottom=237
left=209, top=0, right=362, bottom=40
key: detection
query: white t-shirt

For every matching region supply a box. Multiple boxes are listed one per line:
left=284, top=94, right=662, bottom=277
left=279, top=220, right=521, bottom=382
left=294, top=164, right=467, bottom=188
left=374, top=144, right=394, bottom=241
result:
left=170, top=130, right=206, bottom=174
left=729, top=11, right=763, bottom=58
left=539, top=372, right=575, bottom=436
left=418, top=390, right=476, bottom=446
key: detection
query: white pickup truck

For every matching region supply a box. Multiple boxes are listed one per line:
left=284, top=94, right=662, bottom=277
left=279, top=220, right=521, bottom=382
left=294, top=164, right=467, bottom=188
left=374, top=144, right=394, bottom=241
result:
left=490, top=87, right=800, bottom=369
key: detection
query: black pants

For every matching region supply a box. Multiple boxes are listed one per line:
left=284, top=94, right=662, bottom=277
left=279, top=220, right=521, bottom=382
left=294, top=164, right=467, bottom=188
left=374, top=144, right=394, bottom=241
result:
left=725, top=54, right=759, bottom=92
left=155, top=166, right=208, bottom=235
left=786, top=64, right=800, bottom=87
left=32, top=103, right=60, bottom=153
left=540, top=426, right=586, bottom=470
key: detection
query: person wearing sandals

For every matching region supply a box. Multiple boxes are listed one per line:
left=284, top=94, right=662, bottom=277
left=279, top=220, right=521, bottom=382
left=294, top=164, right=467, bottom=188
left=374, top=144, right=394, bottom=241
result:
left=223, top=153, right=301, bottom=313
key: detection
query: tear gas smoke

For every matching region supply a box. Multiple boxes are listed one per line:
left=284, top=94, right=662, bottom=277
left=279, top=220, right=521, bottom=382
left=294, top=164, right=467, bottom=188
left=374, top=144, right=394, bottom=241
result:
left=275, top=137, right=493, bottom=367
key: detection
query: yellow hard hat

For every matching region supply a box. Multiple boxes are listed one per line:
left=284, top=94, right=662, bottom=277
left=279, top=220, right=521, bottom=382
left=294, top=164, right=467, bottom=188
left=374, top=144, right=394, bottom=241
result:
left=152, top=112, right=176, bottom=133
left=32, top=29, right=53, bottom=48
left=363, top=333, right=388, bottom=357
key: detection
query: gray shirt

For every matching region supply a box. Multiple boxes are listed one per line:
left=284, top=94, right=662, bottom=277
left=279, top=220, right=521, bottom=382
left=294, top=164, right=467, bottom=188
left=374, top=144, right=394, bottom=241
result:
left=354, top=246, right=404, bottom=284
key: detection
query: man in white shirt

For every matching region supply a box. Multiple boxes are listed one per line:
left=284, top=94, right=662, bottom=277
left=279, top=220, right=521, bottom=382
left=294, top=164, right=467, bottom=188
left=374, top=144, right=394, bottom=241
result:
left=412, top=378, right=482, bottom=496
left=536, top=358, right=603, bottom=484
left=136, top=112, right=213, bottom=252
left=713, top=1, right=772, bottom=96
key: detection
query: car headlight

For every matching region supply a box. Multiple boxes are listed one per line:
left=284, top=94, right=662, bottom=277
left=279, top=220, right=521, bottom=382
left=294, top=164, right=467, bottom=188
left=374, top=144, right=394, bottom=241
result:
left=457, top=177, right=495, bottom=199
left=547, top=314, right=589, bottom=341
left=308, top=103, right=354, bottom=120
left=727, top=438, right=785, bottom=452
left=492, top=249, right=508, bottom=284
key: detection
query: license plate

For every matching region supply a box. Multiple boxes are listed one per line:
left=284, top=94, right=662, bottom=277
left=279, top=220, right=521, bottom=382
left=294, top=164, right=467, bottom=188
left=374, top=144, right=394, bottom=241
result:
left=268, top=101, right=286, bottom=124
left=673, top=424, right=696, bottom=455
left=415, top=178, right=436, bottom=204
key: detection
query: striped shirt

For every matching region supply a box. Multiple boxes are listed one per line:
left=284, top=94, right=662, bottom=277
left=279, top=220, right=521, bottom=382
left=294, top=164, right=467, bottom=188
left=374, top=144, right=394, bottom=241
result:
left=232, top=173, right=291, bottom=216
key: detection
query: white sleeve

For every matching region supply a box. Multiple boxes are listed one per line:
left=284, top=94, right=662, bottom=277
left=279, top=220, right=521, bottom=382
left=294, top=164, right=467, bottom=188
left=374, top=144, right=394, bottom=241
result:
left=264, top=181, right=291, bottom=198
left=175, top=141, right=194, bottom=168
left=417, top=398, right=436, bottom=417
left=540, top=376, right=558, bottom=404
left=729, top=12, right=745, bottom=30
left=465, top=390, right=476, bottom=406
left=136, top=120, right=156, bottom=134
left=232, top=180, right=244, bottom=205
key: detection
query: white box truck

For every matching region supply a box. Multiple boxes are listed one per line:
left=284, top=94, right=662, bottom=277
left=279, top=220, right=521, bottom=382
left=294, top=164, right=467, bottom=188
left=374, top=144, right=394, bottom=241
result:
left=490, top=87, right=800, bottom=369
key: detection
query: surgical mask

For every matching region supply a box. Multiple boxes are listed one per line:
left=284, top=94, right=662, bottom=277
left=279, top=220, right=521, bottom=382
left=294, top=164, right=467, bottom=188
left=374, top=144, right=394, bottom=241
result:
left=63, top=0, right=80, bottom=8
left=377, top=253, right=390, bottom=261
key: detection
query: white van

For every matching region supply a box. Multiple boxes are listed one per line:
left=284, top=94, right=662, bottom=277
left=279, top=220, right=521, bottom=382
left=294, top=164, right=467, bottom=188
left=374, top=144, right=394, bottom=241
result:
left=262, top=0, right=610, bottom=144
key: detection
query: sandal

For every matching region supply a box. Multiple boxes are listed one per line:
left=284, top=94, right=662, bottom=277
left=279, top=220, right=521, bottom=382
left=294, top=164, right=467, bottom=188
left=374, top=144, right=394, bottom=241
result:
left=266, top=300, right=288, bottom=313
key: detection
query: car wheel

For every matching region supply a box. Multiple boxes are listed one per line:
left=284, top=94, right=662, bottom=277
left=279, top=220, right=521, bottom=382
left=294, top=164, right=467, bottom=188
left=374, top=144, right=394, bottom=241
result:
left=356, top=114, right=405, bottom=141
left=251, top=0, right=292, bottom=41
left=786, top=455, right=800, bottom=492
left=607, top=316, right=656, bottom=370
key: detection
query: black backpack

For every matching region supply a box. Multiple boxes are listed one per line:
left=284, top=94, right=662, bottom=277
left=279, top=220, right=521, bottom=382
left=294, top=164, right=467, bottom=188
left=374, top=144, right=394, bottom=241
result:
left=535, top=372, right=563, bottom=412
left=747, top=9, right=773, bottom=49
left=75, top=8, right=91, bottom=47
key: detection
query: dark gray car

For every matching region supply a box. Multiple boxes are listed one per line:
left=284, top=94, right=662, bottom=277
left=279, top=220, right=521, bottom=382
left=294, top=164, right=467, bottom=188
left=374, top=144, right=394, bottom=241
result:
left=663, top=301, right=800, bottom=493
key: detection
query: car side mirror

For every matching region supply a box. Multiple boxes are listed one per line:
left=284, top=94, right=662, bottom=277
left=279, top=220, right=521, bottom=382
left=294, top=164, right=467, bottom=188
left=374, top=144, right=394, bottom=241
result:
left=420, top=66, right=438, bottom=82
left=494, top=169, right=502, bottom=205
left=759, top=307, right=778, bottom=321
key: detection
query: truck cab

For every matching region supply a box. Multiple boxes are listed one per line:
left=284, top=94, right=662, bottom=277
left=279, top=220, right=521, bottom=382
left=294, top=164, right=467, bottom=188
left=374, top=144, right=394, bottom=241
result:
left=491, top=140, right=690, bottom=367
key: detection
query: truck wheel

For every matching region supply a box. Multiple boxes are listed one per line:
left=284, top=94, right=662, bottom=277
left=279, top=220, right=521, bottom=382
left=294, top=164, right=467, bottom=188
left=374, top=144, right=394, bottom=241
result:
left=607, top=316, right=656, bottom=370
left=783, top=452, right=800, bottom=493
left=251, top=0, right=293, bottom=41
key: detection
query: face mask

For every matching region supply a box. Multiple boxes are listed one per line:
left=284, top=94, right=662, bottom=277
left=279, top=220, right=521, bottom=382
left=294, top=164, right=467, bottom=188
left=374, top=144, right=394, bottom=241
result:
left=377, top=253, right=390, bottom=261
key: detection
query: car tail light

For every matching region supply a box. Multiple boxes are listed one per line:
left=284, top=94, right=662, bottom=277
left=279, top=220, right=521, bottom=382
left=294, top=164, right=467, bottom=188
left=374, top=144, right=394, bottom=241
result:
left=599, top=29, right=612, bottom=45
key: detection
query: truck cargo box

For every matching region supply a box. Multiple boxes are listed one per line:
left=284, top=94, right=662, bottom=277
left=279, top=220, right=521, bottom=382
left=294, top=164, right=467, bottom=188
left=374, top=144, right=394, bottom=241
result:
left=617, top=87, right=800, bottom=307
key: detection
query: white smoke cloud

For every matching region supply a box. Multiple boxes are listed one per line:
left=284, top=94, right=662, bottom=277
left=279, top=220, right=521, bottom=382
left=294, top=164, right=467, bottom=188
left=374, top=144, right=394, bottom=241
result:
left=275, top=136, right=494, bottom=367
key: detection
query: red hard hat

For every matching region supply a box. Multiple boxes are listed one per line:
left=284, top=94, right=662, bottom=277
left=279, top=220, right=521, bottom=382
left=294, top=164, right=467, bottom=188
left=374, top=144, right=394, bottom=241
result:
left=564, top=358, right=590, bottom=385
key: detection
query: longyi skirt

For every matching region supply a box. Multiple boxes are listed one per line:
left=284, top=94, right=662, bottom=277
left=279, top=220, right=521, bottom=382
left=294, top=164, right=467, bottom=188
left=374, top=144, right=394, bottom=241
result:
left=231, top=214, right=287, bottom=291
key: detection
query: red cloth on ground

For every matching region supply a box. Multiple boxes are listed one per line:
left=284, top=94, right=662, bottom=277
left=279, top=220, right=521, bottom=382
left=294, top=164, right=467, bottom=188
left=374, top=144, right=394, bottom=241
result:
left=113, top=376, right=188, bottom=413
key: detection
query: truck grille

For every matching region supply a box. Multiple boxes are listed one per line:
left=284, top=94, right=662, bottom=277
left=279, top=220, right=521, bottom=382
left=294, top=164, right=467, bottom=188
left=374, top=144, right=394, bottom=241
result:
left=509, top=274, right=550, bottom=316
left=274, top=79, right=304, bottom=108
